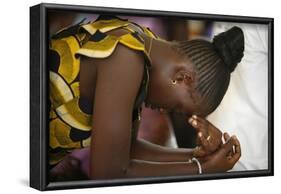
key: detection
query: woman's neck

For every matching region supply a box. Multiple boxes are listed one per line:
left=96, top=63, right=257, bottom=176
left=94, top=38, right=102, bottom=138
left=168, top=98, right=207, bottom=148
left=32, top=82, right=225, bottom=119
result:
left=145, top=37, right=181, bottom=71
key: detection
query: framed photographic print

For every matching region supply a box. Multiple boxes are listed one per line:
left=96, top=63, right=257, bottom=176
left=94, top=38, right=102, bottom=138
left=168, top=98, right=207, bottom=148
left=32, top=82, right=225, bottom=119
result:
left=30, top=3, right=274, bottom=191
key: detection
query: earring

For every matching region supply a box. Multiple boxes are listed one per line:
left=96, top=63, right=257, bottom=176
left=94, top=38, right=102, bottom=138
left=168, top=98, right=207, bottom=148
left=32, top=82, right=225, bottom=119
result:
left=171, top=79, right=177, bottom=85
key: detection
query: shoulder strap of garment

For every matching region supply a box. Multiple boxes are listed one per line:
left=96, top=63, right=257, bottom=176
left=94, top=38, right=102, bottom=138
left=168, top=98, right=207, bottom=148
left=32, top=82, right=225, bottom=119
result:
left=80, top=15, right=130, bottom=35
left=75, top=30, right=146, bottom=59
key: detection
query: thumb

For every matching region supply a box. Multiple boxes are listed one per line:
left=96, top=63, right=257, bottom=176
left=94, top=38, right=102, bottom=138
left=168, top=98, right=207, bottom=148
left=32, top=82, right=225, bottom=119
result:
left=221, top=136, right=236, bottom=154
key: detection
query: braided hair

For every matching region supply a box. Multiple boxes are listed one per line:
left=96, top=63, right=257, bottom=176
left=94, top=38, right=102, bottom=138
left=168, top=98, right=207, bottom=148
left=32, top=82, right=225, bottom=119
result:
left=173, top=26, right=244, bottom=114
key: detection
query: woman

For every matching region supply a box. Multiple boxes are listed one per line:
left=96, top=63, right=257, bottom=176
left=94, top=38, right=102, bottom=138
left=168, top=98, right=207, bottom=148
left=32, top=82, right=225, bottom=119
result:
left=49, top=15, right=243, bottom=181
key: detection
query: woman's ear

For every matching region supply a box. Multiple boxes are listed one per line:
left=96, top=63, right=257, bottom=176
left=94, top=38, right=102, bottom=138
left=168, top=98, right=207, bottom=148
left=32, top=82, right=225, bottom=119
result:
left=174, top=70, right=194, bottom=86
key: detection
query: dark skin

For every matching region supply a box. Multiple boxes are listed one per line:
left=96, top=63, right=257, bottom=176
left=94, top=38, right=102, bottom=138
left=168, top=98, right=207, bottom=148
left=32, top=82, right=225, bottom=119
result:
left=53, top=28, right=241, bottom=180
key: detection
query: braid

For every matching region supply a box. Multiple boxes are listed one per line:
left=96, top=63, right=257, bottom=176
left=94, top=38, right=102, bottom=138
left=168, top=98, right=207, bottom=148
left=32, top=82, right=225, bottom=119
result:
left=173, top=39, right=230, bottom=114
left=171, top=26, right=244, bottom=114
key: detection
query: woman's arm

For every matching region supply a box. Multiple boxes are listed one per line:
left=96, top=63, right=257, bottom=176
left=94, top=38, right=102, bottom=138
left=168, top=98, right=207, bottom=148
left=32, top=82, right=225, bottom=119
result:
left=131, top=138, right=194, bottom=162
left=126, top=135, right=241, bottom=178
left=126, top=159, right=199, bottom=177
left=89, top=43, right=144, bottom=179
left=130, top=114, right=225, bottom=163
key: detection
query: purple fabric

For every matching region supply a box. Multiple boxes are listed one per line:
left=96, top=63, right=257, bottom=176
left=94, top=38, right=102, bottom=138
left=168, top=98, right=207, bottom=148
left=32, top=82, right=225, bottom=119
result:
left=69, top=147, right=90, bottom=178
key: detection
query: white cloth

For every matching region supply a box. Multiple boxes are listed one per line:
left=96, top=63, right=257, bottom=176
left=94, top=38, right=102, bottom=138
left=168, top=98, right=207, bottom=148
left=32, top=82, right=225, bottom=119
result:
left=208, top=22, right=268, bottom=171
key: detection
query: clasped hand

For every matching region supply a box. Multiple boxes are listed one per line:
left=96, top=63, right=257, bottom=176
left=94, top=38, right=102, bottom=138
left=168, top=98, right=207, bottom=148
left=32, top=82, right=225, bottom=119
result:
left=188, top=115, right=241, bottom=173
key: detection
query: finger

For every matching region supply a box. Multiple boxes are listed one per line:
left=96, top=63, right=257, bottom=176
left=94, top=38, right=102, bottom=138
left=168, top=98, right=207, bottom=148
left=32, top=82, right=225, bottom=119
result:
left=193, top=146, right=206, bottom=157
left=189, top=118, right=199, bottom=130
left=196, top=127, right=209, bottom=138
left=198, top=132, right=210, bottom=150
left=222, top=132, right=230, bottom=147
left=223, top=133, right=232, bottom=157
left=188, top=117, right=207, bottom=136
left=188, top=117, right=204, bottom=132
left=232, top=136, right=241, bottom=156
left=191, top=115, right=207, bottom=129
left=229, top=137, right=241, bottom=163
left=196, top=116, right=223, bottom=138
left=189, top=117, right=208, bottom=137
left=188, top=117, right=194, bottom=125
left=222, top=133, right=227, bottom=144
left=193, top=115, right=210, bottom=127
left=195, top=115, right=218, bottom=136
left=230, top=147, right=241, bottom=162
left=223, top=132, right=231, bottom=142
left=221, top=136, right=236, bottom=154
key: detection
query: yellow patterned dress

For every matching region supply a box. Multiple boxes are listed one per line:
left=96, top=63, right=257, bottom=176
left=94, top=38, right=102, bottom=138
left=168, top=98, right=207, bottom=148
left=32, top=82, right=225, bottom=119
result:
left=49, top=15, right=159, bottom=166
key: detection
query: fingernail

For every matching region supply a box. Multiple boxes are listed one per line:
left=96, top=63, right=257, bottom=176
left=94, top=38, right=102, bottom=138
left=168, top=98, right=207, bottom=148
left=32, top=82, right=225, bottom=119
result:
left=192, top=120, right=197, bottom=126
left=192, top=115, right=197, bottom=119
left=188, top=118, right=193, bottom=123
left=198, top=132, right=202, bottom=137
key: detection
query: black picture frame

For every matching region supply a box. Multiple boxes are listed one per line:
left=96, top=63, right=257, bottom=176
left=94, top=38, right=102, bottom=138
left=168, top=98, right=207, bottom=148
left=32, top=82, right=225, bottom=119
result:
left=30, top=3, right=274, bottom=191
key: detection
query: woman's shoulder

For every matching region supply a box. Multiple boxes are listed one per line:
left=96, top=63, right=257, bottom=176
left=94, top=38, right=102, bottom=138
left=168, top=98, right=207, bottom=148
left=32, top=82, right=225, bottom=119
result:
left=75, top=30, right=146, bottom=60
left=51, top=16, right=150, bottom=100
left=87, top=40, right=145, bottom=79
left=51, top=15, right=155, bottom=62
left=76, top=25, right=147, bottom=60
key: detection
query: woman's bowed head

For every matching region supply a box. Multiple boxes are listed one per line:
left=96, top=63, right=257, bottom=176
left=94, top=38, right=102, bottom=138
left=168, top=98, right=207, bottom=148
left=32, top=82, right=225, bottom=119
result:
left=49, top=17, right=244, bottom=181
left=145, top=26, right=244, bottom=117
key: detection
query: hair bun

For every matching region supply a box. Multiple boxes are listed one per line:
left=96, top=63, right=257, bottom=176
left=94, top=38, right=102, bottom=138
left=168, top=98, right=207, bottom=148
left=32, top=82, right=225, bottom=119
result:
left=213, top=26, right=244, bottom=73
